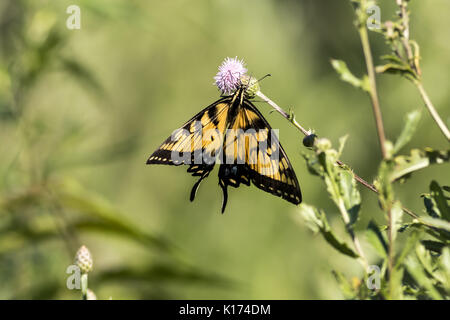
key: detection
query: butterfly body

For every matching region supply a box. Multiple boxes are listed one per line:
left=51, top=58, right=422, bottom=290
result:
left=147, top=85, right=301, bottom=213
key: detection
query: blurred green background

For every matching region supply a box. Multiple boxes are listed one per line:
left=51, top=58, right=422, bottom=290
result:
left=0, top=0, right=449, bottom=299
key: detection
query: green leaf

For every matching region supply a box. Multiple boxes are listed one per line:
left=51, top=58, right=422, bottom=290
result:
left=380, top=54, right=405, bottom=65
left=375, top=58, right=417, bottom=80
left=391, top=201, right=403, bottom=242
left=332, top=270, right=356, bottom=299
left=405, top=254, right=442, bottom=300
left=297, top=203, right=323, bottom=233
left=52, top=178, right=176, bottom=253
left=421, top=240, right=446, bottom=254
left=420, top=217, right=450, bottom=233
left=298, top=204, right=359, bottom=258
left=439, top=247, right=450, bottom=290
left=422, top=193, right=441, bottom=219
left=430, top=181, right=450, bottom=221
left=59, top=57, right=104, bottom=95
left=390, top=149, right=450, bottom=182
left=338, top=135, right=348, bottom=157
left=366, top=220, right=388, bottom=258
left=376, top=160, right=395, bottom=209
left=396, top=230, right=421, bottom=269
left=392, top=110, right=421, bottom=154
left=389, top=267, right=404, bottom=300
left=338, top=170, right=361, bottom=226
left=330, top=59, right=369, bottom=92
left=96, top=263, right=233, bottom=288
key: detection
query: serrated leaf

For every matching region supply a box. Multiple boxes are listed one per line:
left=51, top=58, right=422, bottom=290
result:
left=297, top=203, right=323, bottom=233
left=393, top=110, right=421, bottom=154
left=320, top=223, right=359, bottom=258
left=405, top=254, right=442, bottom=300
left=301, top=152, right=323, bottom=177
left=338, top=170, right=361, bottom=226
left=390, top=148, right=449, bottom=182
left=297, top=204, right=359, bottom=258
left=415, top=243, right=435, bottom=276
left=331, top=59, right=369, bottom=92
left=420, top=216, right=450, bottom=234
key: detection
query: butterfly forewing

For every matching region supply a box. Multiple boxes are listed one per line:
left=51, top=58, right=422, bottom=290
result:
left=146, top=97, right=230, bottom=166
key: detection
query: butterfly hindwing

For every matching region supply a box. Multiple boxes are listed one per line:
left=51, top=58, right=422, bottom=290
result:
left=219, top=98, right=302, bottom=211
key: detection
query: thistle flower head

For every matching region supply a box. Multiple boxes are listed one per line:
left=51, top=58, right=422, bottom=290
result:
left=214, top=57, right=247, bottom=95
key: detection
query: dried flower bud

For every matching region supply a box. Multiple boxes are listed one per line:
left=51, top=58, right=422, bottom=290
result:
left=75, top=245, right=93, bottom=274
left=303, top=134, right=317, bottom=148
left=384, top=21, right=395, bottom=39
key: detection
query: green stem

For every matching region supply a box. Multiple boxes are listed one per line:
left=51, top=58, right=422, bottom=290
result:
left=81, top=273, right=88, bottom=300
left=358, top=26, right=388, bottom=159
left=256, top=91, right=310, bottom=136
left=415, top=82, right=450, bottom=141
left=387, top=207, right=395, bottom=296
left=255, top=90, right=420, bottom=220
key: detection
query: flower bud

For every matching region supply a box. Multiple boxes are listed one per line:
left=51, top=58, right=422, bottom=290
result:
left=74, top=245, right=93, bottom=274
left=303, top=134, right=317, bottom=148
left=315, top=138, right=332, bottom=151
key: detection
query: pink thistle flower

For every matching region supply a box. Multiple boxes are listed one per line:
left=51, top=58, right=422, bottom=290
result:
left=214, top=57, right=247, bottom=95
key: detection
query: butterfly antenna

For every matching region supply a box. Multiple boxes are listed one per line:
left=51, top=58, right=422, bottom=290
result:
left=244, top=72, right=254, bottom=90
left=256, top=73, right=271, bottom=83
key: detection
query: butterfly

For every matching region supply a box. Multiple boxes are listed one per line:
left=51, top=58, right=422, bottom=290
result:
left=146, top=83, right=302, bottom=213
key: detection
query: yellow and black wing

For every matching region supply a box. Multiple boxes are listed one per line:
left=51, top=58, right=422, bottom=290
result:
left=147, top=96, right=233, bottom=202
left=218, top=98, right=302, bottom=212
left=146, top=90, right=302, bottom=213
left=147, top=97, right=231, bottom=166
